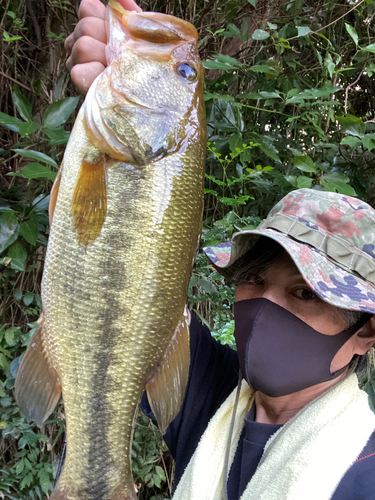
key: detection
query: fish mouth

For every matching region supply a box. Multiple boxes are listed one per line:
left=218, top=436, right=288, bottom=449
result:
left=109, top=0, right=198, bottom=44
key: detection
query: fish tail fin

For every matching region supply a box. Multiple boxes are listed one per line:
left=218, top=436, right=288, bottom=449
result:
left=146, top=307, right=190, bottom=434
left=14, top=314, right=61, bottom=428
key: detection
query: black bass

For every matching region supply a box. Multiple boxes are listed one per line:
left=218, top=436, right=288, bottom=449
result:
left=15, top=2, right=206, bottom=498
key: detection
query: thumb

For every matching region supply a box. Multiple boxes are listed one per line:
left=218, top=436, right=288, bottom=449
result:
left=116, top=0, right=142, bottom=12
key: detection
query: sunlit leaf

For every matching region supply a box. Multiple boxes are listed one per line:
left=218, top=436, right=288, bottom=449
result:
left=12, top=85, right=32, bottom=121
left=252, top=29, right=270, bottom=40
left=292, top=156, right=317, bottom=173
left=363, top=44, right=375, bottom=53
left=362, top=133, right=375, bottom=151
left=340, top=136, right=362, bottom=147
left=8, top=240, right=27, bottom=271
left=345, top=23, right=358, bottom=46
left=0, top=212, right=19, bottom=253
left=13, top=149, right=58, bottom=168
left=296, top=26, right=312, bottom=37
left=42, top=96, right=80, bottom=129
left=337, top=115, right=365, bottom=138
left=10, top=162, right=56, bottom=181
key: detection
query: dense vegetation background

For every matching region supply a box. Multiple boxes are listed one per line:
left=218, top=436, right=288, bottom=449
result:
left=1, top=0, right=375, bottom=497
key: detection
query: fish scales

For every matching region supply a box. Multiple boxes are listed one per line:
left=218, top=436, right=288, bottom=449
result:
left=44, top=116, right=204, bottom=498
left=15, top=2, right=206, bottom=499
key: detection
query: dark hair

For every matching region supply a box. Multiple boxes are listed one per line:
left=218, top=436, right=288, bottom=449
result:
left=224, top=236, right=368, bottom=372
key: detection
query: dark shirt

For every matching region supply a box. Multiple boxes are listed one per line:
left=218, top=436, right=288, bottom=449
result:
left=141, top=314, right=375, bottom=499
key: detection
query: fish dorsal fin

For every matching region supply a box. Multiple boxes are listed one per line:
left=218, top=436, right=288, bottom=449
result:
left=49, top=161, right=64, bottom=226
left=71, top=154, right=107, bottom=247
left=145, top=308, right=190, bottom=434
left=15, top=315, right=61, bottom=428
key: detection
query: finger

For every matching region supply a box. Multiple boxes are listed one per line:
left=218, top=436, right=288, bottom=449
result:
left=70, top=62, right=105, bottom=94
left=67, top=36, right=107, bottom=71
left=78, top=0, right=106, bottom=20
left=65, top=32, right=75, bottom=54
left=73, top=17, right=107, bottom=45
left=117, top=0, right=142, bottom=12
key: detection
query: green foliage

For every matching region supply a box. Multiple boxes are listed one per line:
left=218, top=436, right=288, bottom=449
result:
left=1, top=0, right=375, bottom=498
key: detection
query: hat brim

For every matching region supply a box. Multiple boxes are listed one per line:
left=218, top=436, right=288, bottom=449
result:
left=203, top=229, right=375, bottom=314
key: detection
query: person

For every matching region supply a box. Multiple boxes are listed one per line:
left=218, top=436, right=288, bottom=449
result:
left=65, top=2, right=375, bottom=498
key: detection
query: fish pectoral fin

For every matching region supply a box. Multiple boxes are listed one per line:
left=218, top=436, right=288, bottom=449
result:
left=15, top=316, right=61, bottom=428
left=71, top=154, right=107, bottom=247
left=145, top=308, right=190, bottom=434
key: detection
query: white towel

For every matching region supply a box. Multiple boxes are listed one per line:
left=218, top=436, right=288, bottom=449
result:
left=172, top=373, right=375, bottom=500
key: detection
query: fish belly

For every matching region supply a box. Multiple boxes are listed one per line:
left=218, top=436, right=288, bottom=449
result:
left=43, top=113, right=204, bottom=499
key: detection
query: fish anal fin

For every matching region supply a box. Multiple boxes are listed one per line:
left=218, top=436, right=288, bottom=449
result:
left=71, top=155, right=107, bottom=247
left=15, top=315, right=61, bottom=428
left=49, top=162, right=64, bottom=226
left=146, top=308, right=190, bottom=434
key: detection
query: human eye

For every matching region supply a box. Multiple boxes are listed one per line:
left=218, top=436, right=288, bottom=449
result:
left=294, top=287, right=318, bottom=301
left=243, top=274, right=263, bottom=285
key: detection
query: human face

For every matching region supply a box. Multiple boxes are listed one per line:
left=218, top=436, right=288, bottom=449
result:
left=235, top=252, right=368, bottom=373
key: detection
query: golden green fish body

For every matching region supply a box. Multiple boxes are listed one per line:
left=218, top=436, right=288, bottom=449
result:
left=15, top=3, right=206, bottom=499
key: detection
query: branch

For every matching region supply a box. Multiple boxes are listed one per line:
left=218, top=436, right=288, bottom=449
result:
left=286, top=0, right=367, bottom=41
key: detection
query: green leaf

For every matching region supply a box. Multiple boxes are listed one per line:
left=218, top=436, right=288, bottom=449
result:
left=340, top=136, right=362, bottom=147
left=43, top=127, right=70, bottom=145
left=3, top=31, right=22, bottom=42
left=0, top=111, right=24, bottom=129
left=14, top=289, right=23, bottom=300
left=23, top=292, right=34, bottom=306
left=20, top=219, right=39, bottom=245
left=258, top=143, right=280, bottom=162
left=337, top=115, right=365, bottom=138
left=203, top=54, right=241, bottom=71
left=18, top=121, right=39, bottom=137
left=292, top=156, right=317, bottom=173
left=252, top=29, right=270, bottom=41
left=362, top=133, right=375, bottom=151
left=8, top=240, right=27, bottom=271
left=0, top=212, right=20, bottom=253
left=296, top=26, right=312, bottom=37
left=248, top=0, right=259, bottom=6
left=324, top=53, right=336, bottom=78
left=268, top=22, right=277, bottom=30
left=13, top=149, right=58, bottom=168
left=15, top=460, right=24, bottom=475
left=323, top=171, right=350, bottom=183
left=13, top=163, right=57, bottom=181
left=322, top=179, right=356, bottom=196
left=345, top=23, right=358, bottom=46
left=5, top=329, right=15, bottom=346
left=296, top=176, right=313, bottom=188
left=43, top=96, right=80, bottom=129
left=12, top=85, right=32, bottom=121
left=363, top=44, right=375, bottom=53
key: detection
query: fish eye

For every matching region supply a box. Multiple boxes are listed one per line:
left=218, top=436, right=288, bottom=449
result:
left=177, top=63, right=197, bottom=81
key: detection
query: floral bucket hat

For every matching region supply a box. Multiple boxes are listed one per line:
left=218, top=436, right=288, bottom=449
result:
left=203, top=188, right=375, bottom=314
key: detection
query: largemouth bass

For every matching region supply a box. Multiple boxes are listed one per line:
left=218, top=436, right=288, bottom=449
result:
left=14, top=2, right=206, bottom=498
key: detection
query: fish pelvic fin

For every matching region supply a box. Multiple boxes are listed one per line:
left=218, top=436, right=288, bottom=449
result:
left=146, top=307, right=190, bottom=434
left=71, top=154, right=107, bottom=247
left=15, top=315, right=61, bottom=428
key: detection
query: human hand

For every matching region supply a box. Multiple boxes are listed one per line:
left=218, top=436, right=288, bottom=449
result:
left=65, top=0, right=142, bottom=93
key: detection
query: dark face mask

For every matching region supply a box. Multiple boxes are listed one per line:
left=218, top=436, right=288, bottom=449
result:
left=234, top=298, right=370, bottom=398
